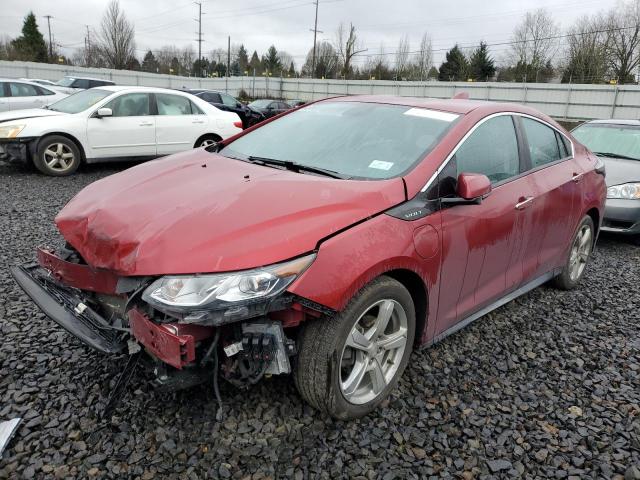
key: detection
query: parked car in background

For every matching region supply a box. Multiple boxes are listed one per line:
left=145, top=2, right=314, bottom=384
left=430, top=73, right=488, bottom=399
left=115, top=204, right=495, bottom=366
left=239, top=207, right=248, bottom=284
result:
left=289, top=99, right=306, bottom=108
left=0, top=86, right=242, bottom=176
left=12, top=97, right=605, bottom=420
left=181, top=89, right=264, bottom=128
left=247, top=99, right=291, bottom=119
left=0, top=78, right=67, bottom=112
left=572, top=119, right=640, bottom=237
left=20, top=78, right=57, bottom=87
left=54, top=76, right=115, bottom=94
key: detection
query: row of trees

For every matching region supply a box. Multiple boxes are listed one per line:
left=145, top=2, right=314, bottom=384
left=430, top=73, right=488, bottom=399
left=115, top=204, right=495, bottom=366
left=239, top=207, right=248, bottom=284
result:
left=2, top=0, right=640, bottom=84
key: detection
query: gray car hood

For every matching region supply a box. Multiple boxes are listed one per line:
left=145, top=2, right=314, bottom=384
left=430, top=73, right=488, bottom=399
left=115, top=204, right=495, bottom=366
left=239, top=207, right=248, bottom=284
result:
left=601, top=156, right=640, bottom=186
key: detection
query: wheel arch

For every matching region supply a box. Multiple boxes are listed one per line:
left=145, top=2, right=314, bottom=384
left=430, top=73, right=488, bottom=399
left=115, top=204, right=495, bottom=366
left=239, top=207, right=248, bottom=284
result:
left=35, top=132, right=86, bottom=163
left=585, top=207, right=600, bottom=241
left=383, top=269, right=428, bottom=346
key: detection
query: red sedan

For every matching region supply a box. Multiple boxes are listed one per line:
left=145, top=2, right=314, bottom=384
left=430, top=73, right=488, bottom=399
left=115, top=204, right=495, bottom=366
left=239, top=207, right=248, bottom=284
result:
left=12, top=96, right=606, bottom=419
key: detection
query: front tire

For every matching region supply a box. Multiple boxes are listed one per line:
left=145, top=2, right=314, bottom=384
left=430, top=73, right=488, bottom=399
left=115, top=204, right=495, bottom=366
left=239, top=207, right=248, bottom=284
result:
left=34, top=135, right=81, bottom=176
left=194, top=134, right=221, bottom=149
left=553, top=215, right=595, bottom=290
left=294, top=276, right=415, bottom=419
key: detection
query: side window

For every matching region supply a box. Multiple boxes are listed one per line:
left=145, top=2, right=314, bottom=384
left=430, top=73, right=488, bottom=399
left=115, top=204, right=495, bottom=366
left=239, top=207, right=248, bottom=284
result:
left=104, top=93, right=150, bottom=117
left=190, top=101, right=204, bottom=115
left=561, top=134, right=572, bottom=157
left=37, top=86, right=55, bottom=96
left=156, top=93, right=193, bottom=115
left=220, top=93, right=237, bottom=107
left=9, top=82, right=39, bottom=97
left=203, top=92, right=222, bottom=103
left=0, top=83, right=7, bottom=98
left=73, top=79, right=90, bottom=89
left=455, top=115, right=520, bottom=184
left=521, top=117, right=562, bottom=168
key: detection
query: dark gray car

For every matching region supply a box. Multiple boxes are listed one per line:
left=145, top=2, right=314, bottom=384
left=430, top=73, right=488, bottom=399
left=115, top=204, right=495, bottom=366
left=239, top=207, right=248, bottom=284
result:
left=573, top=120, right=640, bottom=236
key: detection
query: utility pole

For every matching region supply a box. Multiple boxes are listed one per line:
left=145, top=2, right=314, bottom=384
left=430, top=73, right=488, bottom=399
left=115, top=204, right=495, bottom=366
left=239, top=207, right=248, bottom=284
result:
left=309, top=0, right=322, bottom=78
left=195, top=2, right=203, bottom=77
left=227, top=35, right=231, bottom=78
left=44, top=15, right=53, bottom=60
left=85, top=25, right=91, bottom=66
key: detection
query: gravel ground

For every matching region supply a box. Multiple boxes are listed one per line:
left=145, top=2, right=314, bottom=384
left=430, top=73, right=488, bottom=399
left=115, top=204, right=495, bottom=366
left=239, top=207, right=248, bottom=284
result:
left=0, top=161, right=639, bottom=480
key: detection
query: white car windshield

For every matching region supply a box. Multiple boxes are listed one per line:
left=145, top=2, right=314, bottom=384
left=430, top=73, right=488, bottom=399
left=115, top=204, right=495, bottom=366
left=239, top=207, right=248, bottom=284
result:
left=47, top=89, right=112, bottom=114
left=221, top=102, right=459, bottom=180
left=56, top=77, right=76, bottom=87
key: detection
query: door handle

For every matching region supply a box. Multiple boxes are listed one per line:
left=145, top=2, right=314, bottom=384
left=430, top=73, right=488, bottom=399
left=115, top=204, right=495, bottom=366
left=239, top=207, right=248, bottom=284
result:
left=572, top=172, right=584, bottom=183
left=515, top=196, right=534, bottom=210
left=139, top=122, right=153, bottom=126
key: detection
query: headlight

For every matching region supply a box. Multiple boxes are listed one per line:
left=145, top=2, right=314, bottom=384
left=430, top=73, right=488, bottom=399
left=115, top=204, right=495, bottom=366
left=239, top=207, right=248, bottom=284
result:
left=607, top=183, right=640, bottom=199
left=141, top=253, right=315, bottom=325
left=0, top=124, right=25, bottom=139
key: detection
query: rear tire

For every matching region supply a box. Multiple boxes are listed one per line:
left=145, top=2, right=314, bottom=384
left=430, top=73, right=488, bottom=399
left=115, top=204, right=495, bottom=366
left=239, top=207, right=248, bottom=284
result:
left=34, top=135, right=81, bottom=176
left=194, top=134, right=221, bottom=149
left=294, top=276, right=415, bottom=419
left=552, top=215, right=595, bottom=290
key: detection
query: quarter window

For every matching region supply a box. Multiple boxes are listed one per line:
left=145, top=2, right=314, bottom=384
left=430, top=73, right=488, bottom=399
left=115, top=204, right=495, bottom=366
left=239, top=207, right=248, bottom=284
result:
left=9, top=82, right=40, bottom=97
left=156, top=94, right=193, bottom=115
left=220, top=93, right=237, bottom=107
left=104, top=93, right=150, bottom=117
left=521, top=117, right=562, bottom=167
left=455, top=115, right=520, bottom=184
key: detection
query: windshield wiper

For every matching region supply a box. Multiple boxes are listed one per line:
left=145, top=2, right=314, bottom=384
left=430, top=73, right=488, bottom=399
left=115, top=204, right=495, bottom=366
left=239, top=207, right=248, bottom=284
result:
left=593, top=151, right=640, bottom=161
left=247, top=156, right=347, bottom=179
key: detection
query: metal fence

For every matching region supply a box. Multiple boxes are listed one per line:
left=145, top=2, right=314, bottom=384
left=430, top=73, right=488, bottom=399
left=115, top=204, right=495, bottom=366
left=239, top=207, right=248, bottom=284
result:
left=2, top=60, right=639, bottom=121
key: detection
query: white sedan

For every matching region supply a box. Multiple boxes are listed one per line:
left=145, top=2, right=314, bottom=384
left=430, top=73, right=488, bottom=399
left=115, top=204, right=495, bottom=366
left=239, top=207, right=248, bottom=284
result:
left=0, top=78, right=68, bottom=112
left=0, top=86, right=243, bottom=176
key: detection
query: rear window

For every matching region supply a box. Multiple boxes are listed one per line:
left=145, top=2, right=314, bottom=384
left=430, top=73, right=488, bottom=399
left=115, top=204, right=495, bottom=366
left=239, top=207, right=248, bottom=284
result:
left=572, top=123, right=640, bottom=161
left=221, top=101, right=459, bottom=180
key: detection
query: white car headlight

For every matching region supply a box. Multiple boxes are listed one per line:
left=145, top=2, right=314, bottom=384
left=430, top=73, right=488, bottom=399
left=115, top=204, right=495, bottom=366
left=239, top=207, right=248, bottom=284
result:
left=141, top=253, right=315, bottom=325
left=0, top=124, right=25, bottom=139
left=607, top=183, right=640, bottom=199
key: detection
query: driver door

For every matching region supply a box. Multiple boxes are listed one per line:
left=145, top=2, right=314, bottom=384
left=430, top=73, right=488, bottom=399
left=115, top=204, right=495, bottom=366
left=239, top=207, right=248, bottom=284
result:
left=435, top=114, right=538, bottom=336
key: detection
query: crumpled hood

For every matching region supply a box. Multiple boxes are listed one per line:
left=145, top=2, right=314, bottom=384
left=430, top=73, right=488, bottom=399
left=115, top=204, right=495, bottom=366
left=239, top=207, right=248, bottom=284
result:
left=601, top=156, right=640, bottom=186
left=0, top=108, right=66, bottom=124
left=56, top=150, right=406, bottom=275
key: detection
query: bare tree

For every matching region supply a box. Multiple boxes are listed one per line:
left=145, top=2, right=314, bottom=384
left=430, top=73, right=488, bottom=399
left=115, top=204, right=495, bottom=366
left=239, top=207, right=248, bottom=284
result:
left=395, top=35, right=410, bottom=80
left=335, top=22, right=365, bottom=79
left=302, top=41, right=338, bottom=78
left=414, top=32, right=433, bottom=81
left=563, top=15, right=610, bottom=83
left=277, top=51, right=294, bottom=74
left=364, top=43, right=392, bottom=80
left=509, top=8, right=560, bottom=80
left=605, top=0, right=640, bottom=83
left=97, top=0, right=135, bottom=69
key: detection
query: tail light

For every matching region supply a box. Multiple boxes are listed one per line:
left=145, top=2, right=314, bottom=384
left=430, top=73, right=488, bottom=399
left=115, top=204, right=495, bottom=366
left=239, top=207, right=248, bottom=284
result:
left=233, top=121, right=243, bottom=129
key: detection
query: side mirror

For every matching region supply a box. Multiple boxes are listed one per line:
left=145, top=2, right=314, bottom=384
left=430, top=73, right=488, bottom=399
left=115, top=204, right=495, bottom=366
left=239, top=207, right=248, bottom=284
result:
left=457, top=172, right=491, bottom=200
left=96, top=107, right=112, bottom=118
left=441, top=173, right=491, bottom=206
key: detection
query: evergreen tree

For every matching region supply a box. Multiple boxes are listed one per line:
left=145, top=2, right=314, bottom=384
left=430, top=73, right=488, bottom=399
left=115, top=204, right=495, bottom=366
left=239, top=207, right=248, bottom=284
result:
left=288, top=61, right=296, bottom=77
left=262, top=45, right=282, bottom=74
left=469, top=42, right=495, bottom=81
left=141, top=50, right=159, bottom=73
left=237, top=44, right=249, bottom=74
left=170, top=57, right=180, bottom=74
left=427, top=66, right=439, bottom=79
left=12, top=12, right=48, bottom=62
left=438, top=45, right=469, bottom=81
left=249, top=50, right=262, bottom=75
left=126, top=56, right=140, bottom=71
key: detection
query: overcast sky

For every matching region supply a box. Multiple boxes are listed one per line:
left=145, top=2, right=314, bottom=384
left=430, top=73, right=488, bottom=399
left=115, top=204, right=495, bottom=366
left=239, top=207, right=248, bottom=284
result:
left=0, top=0, right=614, bottom=69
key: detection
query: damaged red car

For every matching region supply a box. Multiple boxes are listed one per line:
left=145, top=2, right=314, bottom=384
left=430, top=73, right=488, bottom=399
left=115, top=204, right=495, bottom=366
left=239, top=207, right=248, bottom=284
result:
left=12, top=96, right=606, bottom=419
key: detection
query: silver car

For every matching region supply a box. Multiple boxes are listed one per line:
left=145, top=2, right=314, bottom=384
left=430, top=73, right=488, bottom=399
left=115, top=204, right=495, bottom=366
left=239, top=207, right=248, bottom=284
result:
left=572, top=119, right=640, bottom=236
left=0, top=78, right=68, bottom=113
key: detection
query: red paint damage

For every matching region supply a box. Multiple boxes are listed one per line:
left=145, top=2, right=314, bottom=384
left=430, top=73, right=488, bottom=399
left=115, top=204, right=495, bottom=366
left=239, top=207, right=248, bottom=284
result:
left=55, top=150, right=406, bottom=276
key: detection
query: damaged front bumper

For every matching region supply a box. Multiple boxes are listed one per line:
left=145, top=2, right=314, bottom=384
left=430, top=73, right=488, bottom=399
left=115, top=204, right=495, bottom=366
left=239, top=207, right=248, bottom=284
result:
left=0, top=138, right=36, bottom=164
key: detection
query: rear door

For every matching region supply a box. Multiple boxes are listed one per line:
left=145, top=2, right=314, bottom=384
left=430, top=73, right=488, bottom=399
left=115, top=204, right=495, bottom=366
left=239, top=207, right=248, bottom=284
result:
left=517, top=116, right=582, bottom=277
left=7, top=82, right=49, bottom=110
left=436, top=114, right=538, bottom=334
left=155, top=93, right=206, bottom=155
left=86, top=92, right=156, bottom=158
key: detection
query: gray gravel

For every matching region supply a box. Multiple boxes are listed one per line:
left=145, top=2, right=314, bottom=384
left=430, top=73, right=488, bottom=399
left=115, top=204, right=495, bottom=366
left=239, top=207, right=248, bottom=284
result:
left=0, top=161, right=639, bottom=479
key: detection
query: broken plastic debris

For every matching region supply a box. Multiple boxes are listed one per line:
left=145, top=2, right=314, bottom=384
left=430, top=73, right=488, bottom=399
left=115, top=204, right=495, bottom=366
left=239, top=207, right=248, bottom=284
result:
left=0, top=418, right=21, bottom=455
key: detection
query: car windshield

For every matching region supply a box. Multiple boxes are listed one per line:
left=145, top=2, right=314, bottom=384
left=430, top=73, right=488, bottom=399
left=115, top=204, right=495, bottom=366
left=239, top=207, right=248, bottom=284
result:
left=47, top=89, right=111, bottom=113
left=220, top=101, right=459, bottom=180
left=56, top=77, right=76, bottom=87
left=248, top=99, right=272, bottom=108
left=572, top=123, right=640, bottom=161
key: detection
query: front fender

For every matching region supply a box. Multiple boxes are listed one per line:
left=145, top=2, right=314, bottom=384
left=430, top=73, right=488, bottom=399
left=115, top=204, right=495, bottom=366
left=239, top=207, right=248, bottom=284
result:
left=287, top=213, right=442, bottom=342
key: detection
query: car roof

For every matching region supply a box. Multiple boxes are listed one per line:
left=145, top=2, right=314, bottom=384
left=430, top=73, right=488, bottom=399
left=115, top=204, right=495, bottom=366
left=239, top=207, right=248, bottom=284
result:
left=62, top=75, right=114, bottom=82
left=584, top=119, right=640, bottom=126
left=94, top=85, right=198, bottom=94
left=325, top=95, right=548, bottom=117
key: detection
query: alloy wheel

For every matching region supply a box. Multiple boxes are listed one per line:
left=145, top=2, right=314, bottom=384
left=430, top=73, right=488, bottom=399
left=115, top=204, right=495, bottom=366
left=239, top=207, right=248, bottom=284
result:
left=199, top=138, right=217, bottom=148
left=339, top=299, right=408, bottom=405
left=569, top=224, right=592, bottom=281
left=43, top=143, right=75, bottom=173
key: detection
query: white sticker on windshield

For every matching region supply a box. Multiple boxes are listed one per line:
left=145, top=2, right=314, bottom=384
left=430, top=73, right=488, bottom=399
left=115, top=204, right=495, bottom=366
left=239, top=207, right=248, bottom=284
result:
left=369, top=160, right=394, bottom=170
left=404, top=108, right=458, bottom=122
